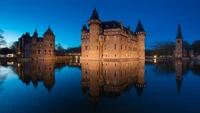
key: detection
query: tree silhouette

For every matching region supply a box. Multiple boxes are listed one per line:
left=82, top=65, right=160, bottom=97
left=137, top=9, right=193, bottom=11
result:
left=0, top=29, right=7, bottom=48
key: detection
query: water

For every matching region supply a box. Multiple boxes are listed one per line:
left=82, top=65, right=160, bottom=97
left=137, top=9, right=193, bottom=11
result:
left=0, top=60, right=200, bottom=113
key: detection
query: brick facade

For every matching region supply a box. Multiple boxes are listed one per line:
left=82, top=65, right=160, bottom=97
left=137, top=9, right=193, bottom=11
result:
left=81, top=8, right=146, bottom=61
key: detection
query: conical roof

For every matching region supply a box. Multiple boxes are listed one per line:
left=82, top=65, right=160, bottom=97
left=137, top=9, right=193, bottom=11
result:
left=176, top=79, right=182, bottom=95
left=135, top=20, right=145, bottom=33
left=90, top=8, right=100, bottom=20
left=44, top=26, right=54, bottom=36
left=81, top=24, right=87, bottom=31
left=176, top=24, right=183, bottom=39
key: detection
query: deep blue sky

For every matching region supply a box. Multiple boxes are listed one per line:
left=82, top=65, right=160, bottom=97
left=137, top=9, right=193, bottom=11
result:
left=0, top=0, right=199, bottom=49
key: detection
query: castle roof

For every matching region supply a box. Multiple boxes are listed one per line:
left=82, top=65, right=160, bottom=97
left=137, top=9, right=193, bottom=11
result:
left=101, top=21, right=135, bottom=35
left=32, top=29, right=38, bottom=37
left=102, top=21, right=121, bottom=29
left=135, top=20, right=145, bottom=33
left=44, top=26, right=54, bottom=36
left=90, top=8, right=100, bottom=20
left=81, top=24, right=88, bottom=31
left=176, top=24, right=183, bottom=39
left=135, top=85, right=144, bottom=98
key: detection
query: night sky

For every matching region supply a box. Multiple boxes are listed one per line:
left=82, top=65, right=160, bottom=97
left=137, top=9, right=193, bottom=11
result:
left=0, top=0, right=199, bottom=49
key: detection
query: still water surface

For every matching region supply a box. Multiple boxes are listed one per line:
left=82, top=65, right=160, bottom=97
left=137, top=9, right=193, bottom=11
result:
left=0, top=60, right=200, bottom=113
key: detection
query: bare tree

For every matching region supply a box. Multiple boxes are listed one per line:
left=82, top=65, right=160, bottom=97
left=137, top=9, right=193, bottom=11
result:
left=0, top=29, right=6, bottom=48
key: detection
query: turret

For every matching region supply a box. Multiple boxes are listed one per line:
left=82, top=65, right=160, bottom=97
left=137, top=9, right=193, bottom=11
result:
left=43, top=26, right=55, bottom=58
left=175, top=24, right=183, bottom=58
left=87, top=8, right=102, bottom=59
left=81, top=24, right=88, bottom=34
left=32, top=29, right=38, bottom=44
left=135, top=20, right=146, bottom=59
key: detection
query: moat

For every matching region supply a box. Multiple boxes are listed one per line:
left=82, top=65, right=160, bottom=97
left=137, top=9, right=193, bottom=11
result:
left=0, top=60, right=200, bottom=113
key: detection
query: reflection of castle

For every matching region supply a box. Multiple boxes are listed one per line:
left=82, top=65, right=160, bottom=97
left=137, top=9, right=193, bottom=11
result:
left=81, top=61, right=146, bottom=108
left=16, top=61, right=56, bottom=92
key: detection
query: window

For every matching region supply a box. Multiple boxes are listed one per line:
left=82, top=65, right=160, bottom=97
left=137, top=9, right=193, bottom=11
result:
left=178, top=40, right=180, bottom=43
left=106, top=36, right=109, bottom=40
left=114, top=44, right=117, bottom=50
left=121, top=44, right=123, bottom=50
left=44, top=50, right=46, bottom=54
left=85, top=46, right=88, bottom=50
left=38, top=50, right=41, bottom=54
left=114, top=35, right=116, bottom=40
left=104, top=44, right=106, bottom=50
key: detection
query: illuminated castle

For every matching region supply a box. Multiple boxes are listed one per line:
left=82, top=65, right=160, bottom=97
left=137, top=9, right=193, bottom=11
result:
left=17, top=27, right=55, bottom=60
left=80, top=8, right=146, bottom=60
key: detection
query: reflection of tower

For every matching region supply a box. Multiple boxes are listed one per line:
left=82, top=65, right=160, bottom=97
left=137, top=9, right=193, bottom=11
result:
left=81, top=61, right=101, bottom=110
left=175, top=60, right=183, bottom=95
left=135, top=60, right=146, bottom=98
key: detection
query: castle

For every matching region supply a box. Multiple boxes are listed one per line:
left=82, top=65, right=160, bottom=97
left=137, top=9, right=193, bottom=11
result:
left=17, top=27, right=55, bottom=60
left=80, top=8, right=146, bottom=61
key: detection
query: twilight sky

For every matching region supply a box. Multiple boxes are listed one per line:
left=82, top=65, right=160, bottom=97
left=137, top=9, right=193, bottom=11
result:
left=0, top=0, right=200, bottom=49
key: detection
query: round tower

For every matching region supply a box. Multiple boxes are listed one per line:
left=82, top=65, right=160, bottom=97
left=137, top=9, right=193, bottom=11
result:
left=135, top=20, right=146, bottom=59
left=43, top=26, right=55, bottom=59
left=87, top=8, right=102, bottom=59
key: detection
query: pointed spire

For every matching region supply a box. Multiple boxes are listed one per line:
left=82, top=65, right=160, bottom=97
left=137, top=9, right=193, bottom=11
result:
left=176, top=79, right=182, bottom=95
left=32, top=28, right=38, bottom=38
left=176, top=24, right=183, bottom=39
left=90, top=8, right=100, bottom=20
left=135, top=20, right=145, bottom=33
left=44, top=26, right=54, bottom=36
left=81, top=24, right=87, bottom=31
left=135, top=85, right=144, bottom=98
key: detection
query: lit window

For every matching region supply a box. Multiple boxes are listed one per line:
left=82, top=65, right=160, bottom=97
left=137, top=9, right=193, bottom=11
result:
left=114, top=36, right=116, bottom=40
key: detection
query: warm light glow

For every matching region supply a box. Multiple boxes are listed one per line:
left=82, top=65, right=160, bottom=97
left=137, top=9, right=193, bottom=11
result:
left=18, top=63, right=21, bottom=67
left=18, top=52, right=21, bottom=55
left=154, top=55, right=157, bottom=59
left=154, top=59, right=157, bottom=63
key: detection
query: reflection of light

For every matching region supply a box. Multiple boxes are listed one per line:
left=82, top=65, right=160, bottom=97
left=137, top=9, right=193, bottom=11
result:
left=154, top=59, right=157, bottom=63
left=7, top=62, right=14, bottom=65
left=18, top=52, right=21, bottom=55
left=154, top=55, right=157, bottom=59
left=18, top=63, right=21, bottom=67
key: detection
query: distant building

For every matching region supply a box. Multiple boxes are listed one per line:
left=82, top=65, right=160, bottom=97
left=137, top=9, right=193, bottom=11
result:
left=81, top=8, right=146, bottom=60
left=17, top=27, right=55, bottom=60
left=174, top=24, right=194, bottom=58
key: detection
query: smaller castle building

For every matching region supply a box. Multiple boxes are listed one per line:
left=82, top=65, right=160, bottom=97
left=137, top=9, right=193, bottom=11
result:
left=17, top=27, right=55, bottom=60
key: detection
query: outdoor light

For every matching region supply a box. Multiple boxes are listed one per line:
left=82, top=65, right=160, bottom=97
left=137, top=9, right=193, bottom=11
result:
left=154, top=55, right=157, bottom=59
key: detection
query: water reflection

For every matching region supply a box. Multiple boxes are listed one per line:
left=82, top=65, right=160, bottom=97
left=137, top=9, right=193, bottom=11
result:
left=81, top=60, right=146, bottom=109
left=14, top=60, right=80, bottom=92
left=0, top=60, right=200, bottom=112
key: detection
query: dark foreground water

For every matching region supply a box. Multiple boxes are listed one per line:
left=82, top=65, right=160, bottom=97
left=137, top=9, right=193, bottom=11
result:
left=0, top=60, right=200, bottom=113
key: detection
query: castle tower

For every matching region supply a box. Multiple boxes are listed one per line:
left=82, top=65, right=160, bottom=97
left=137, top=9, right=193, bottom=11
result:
left=87, top=8, right=102, bottom=60
left=32, top=29, right=38, bottom=58
left=135, top=20, right=146, bottom=59
left=175, top=24, right=183, bottom=58
left=43, top=26, right=55, bottom=59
